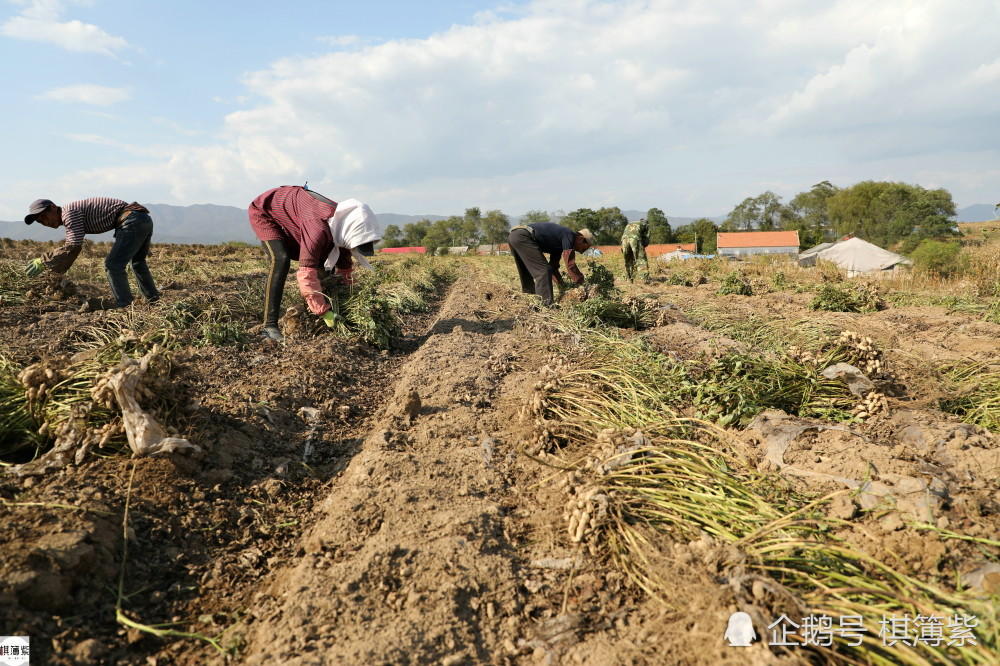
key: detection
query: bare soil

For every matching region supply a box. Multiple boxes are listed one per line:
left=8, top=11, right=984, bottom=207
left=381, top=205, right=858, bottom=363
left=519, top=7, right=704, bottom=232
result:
left=0, top=249, right=997, bottom=665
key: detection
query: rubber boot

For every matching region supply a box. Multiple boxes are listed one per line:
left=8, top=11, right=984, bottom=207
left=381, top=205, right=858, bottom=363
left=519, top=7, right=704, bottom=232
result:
left=262, top=326, right=285, bottom=342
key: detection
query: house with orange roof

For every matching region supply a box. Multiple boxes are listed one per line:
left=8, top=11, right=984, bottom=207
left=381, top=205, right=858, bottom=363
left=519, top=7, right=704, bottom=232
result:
left=716, top=231, right=799, bottom=259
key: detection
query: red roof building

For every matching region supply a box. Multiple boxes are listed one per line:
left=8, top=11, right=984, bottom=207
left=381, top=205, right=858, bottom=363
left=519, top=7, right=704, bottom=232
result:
left=379, top=246, right=427, bottom=254
left=716, top=231, right=799, bottom=258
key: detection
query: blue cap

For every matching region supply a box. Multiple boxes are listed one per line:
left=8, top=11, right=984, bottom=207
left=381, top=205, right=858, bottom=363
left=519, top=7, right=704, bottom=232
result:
left=25, top=199, right=55, bottom=224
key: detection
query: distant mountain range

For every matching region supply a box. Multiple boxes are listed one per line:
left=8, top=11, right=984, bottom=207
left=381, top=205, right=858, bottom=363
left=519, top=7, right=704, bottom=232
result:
left=954, top=203, right=997, bottom=222
left=2, top=203, right=258, bottom=245
left=0, top=204, right=993, bottom=245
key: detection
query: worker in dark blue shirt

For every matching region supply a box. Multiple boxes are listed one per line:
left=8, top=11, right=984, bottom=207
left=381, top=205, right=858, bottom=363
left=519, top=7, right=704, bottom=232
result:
left=507, top=223, right=592, bottom=305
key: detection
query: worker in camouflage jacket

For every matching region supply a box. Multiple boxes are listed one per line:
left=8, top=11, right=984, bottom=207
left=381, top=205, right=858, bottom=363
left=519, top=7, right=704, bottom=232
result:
left=621, top=218, right=651, bottom=282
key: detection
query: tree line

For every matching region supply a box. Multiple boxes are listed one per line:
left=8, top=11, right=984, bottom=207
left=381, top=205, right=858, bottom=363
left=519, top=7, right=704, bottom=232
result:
left=379, top=180, right=960, bottom=255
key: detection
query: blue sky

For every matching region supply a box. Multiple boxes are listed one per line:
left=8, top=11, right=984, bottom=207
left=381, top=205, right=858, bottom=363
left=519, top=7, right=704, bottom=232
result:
left=2, top=0, right=999, bottom=222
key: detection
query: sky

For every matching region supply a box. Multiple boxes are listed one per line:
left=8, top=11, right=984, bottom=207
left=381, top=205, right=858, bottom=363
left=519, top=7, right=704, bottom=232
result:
left=1, top=0, right=999, bottom=222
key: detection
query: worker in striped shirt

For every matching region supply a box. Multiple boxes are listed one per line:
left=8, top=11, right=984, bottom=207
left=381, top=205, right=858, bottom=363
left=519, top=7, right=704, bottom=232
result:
left=23, top=197, right=160, bottom=308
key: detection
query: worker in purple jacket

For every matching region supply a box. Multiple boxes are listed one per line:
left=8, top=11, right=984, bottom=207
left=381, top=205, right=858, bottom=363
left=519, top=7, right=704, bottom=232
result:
left=507, top=222, right=592, bottom=305
left=249, top=185, right=380, bottom=342
left=23, top=197, right=160, bottom=308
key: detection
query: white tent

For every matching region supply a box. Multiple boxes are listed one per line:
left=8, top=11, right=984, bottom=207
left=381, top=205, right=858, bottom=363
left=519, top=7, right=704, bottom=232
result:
left=798, top=237, right=910, bottom=277
left=798, top=242, right=834, bottom=258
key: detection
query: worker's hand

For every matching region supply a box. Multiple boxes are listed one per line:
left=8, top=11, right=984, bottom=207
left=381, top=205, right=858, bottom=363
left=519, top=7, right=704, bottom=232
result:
left=24, top=258, right=45, bottom=277
left=334, top=267, right=356, bottom=286
left=321, top=310, right=345, bottom=328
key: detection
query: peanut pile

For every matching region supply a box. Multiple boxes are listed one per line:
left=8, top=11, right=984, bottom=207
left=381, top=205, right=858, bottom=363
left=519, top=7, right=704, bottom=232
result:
left=520, top=355, right=570, bottom=455
left=838, top=330, right=884, bottom=376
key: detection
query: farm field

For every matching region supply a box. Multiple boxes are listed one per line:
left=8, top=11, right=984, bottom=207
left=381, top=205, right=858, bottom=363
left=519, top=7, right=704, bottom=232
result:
left=0, top=237, right=998, bottom=665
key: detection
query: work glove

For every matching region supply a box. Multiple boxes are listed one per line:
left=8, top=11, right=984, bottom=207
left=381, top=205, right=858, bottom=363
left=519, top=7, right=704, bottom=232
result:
left=334, top=267, right=356, bottom=286
left=24, top=258, right=45, bottom=277
left=322, top=311, right=345, bottom=328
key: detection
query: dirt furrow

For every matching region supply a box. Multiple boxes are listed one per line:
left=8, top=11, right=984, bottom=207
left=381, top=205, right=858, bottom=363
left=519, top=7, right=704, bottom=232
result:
left=237, top=277, right=531, bottom=664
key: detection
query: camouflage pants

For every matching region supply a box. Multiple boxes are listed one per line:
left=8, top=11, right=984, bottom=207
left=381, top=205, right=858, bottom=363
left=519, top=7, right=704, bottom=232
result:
left=621, top=238, right=648, bottom=281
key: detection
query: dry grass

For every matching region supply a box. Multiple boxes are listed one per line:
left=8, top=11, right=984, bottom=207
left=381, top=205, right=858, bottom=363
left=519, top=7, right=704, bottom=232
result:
left=520, top=320, right=999, bottom=664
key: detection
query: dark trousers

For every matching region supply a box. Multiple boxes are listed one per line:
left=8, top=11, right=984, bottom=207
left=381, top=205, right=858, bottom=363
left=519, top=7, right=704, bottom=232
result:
left=261, top=239, right=291, bottom=328
left=105, top=212, right=158, bottom=308
left=508, top=228, right=555, bottom=305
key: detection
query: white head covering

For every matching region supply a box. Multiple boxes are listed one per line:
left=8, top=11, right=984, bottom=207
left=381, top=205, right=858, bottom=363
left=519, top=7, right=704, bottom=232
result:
left=323, top=198, right=382, bottom=271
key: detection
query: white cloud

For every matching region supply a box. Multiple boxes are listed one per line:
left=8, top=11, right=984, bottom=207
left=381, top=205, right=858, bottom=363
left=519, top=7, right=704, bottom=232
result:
left=208, top=0, right=989, bottom=209
left=226, top=1, right=688, bottom=189
left=764, top=2, right=1000, bottom=133
left=1, top=0, right=129, bottom=56
left=38, top=83, right=131, bottom=105
left=12, top=0, right=1000, bottom=215
left=968, top=59, right=1000, bottom=85
left=317, top=34, right=367, bottom=48
left=64, top=132, right=123, bottom=146
left=917, top=164, right=1000, bottom=200
left=151, top=117, right=209, bottom=138
left=17, top=146, right=245, bottom=207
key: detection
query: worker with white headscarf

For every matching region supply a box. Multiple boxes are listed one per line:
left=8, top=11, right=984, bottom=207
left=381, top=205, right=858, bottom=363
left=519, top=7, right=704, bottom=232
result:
left=248, top=185, right=381, bottom=341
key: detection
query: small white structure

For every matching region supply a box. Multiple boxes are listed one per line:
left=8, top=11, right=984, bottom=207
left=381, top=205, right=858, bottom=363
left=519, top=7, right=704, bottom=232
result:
left=798, top=236, right=910, bottom=277
left=655, top=243, right=698, bottom=261
left=716, top=231, right=799, bottom=259
left=658, top=248, right=693, bottom=261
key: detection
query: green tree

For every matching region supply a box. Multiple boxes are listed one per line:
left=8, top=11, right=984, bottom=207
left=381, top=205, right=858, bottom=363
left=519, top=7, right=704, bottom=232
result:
left=726, top=196, right=761, bottom=230
left=778, top=216, right=812, bottom=250
left=447, top=215, right=467, bottom=247
left=422, top=217, right=460, bottom=255
left=827, top=181, right=957, bottom=249
left=900, top=189, right=960, bottom=252
left=481, top=209, right=510, bottom=244
left=595, top=207, right=629, bottom=245
left=719, top=216, right=739, bottom=232
left=759, top=191, right=788, bottom=231
left=646, top=208, right=673, bottom=243
left=725, top=191, right=787, bottom=231
left=909, top=240, right=965, bottom=278
left=521, top=210, right=550, bottom=225
left=402, top=219, right=432, bottom=246
left=691, top=218, right=719, bottom=254
left=564, top=207, right=626, bottom=244
left=460, top=207, right=483, bottom=247
left=562, top=208, right=600, bottom=236
left=673, top=224, right=695, bottom=244
left=787, top=181, right=839, bottom=247
left=381, top=224, right=403, bottom=248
